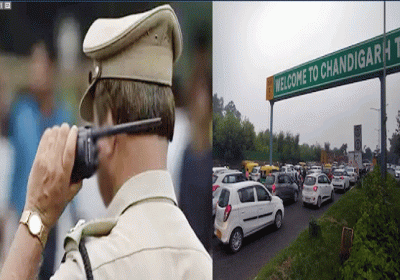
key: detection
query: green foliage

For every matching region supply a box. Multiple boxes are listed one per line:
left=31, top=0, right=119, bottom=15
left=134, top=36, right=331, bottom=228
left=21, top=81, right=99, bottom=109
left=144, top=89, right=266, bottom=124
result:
left=299, top=143, right=322, bottom=163
left=363, top=147, right=373, bottom=161
left=257, top=170, right=400, bottom=280
left=242, top=118, right=256, bottom=151
left=340, top=143, right=348, bottom=155
left=212, top=94, right=303, bottom=163
left=224, top=100, right=241, bottom=119
left=212, top=93, right=224, bottom=116
left=212, top=93, right=349, bottom=164
left=257, top=188, right=364, bottom=280
left=213, top=111, right=244, bottom=161
left=388, top=112, right=400, bottom=159
left=255, top=130, right=270, bottom=155
left=341, top=167, right=400, bottom=279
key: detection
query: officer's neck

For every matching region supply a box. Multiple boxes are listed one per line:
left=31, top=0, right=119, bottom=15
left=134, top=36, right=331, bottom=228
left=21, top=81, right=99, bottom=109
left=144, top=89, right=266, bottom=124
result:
left=111, top=134, right=168, bottom=194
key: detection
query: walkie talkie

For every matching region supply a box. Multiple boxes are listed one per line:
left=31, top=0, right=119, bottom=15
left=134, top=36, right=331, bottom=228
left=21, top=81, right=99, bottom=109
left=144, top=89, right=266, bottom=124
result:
left=70, top=118, right=162, bottom=183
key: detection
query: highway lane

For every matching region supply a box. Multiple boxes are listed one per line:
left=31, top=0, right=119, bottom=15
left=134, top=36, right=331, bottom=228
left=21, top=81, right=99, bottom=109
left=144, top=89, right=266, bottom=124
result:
left=212, top=191, right=346, bottom=280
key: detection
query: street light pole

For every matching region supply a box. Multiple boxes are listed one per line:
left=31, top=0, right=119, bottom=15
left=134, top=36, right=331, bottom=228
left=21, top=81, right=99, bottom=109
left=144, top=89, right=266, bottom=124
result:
left=381, top=1, right=387, bottom=180
left=374, top=128, right=380, bottom=150
left=371, top=107, right=382, bottom=150
left=269, top=101, right=274, bottom=166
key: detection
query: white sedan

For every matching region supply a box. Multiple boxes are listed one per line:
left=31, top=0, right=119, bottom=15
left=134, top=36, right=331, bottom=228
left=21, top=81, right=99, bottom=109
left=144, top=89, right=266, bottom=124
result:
left=331, top=169, right=350, bottom=192
left=302, top=173, right=334, bottom=208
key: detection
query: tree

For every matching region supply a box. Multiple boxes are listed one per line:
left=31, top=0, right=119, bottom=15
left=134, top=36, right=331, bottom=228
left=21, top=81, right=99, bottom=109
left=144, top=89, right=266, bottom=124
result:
left=340, top=143, right=348, bottom=155
left=224, top=100, right=241, bottom=120
left=300, top=143, right=318, bottom=162
left=213, top=93, right=224, bottom=116
left=364, top=147, right=373, bottom=161
left=242, top=118, right=256, bottom=151
left=389, top=111, right=400, bottom=160
left=324, top=142, right=331, bottom=153
left=213, top=111, right=244, bottom=161
left=255, top=130, right=270, bottom=154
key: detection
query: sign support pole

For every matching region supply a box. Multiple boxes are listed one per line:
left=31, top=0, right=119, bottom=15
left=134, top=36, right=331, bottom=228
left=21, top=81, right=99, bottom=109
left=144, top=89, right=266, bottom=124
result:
left=381, top=1, right=387, bottom=180
left=269, top=101, right=274, bottom=166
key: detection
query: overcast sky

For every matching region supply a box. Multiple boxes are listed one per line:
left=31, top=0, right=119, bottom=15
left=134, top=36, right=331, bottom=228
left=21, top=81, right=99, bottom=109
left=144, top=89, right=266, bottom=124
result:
left=213, top=2, right=400, bottom=153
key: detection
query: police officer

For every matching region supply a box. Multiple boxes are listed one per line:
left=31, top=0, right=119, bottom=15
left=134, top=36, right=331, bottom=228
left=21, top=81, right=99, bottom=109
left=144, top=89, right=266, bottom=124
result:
left=0, top=5, right=212, bottom=279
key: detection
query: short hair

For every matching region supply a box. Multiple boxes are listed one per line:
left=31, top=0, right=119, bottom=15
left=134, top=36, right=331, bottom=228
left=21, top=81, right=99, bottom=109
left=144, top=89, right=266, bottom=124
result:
left=93, top=79, right=175, bottom=141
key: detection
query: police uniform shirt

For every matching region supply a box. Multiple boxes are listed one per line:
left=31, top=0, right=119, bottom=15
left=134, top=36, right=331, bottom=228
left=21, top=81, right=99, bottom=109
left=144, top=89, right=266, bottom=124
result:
left=51, top=170, right=212, bottom=279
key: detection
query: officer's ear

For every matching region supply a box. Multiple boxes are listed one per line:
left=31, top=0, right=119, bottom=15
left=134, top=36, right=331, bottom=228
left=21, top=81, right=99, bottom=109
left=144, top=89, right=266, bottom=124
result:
left=96, top=109, right=116, bottom=158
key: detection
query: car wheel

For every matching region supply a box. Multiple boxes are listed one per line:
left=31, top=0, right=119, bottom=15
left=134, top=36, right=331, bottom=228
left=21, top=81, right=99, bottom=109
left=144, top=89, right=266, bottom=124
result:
left=229, top=228, right=243, bottom=253
left=293, top=191, right=299, bottom=203
left=274, top=210, right=283, bottom=230
left=330, top=191, right=334, bottom=202
left=317, top=196, right=322, bottom=209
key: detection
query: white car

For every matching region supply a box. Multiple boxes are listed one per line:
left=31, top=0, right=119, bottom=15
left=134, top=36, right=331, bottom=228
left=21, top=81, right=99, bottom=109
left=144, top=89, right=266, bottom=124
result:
left=249, top=166, right=261, bottom=181
left=395, top=166, right=400, bottom=178
left=311, top=165, right=322, bottom=171
left=345, top=167, right=358, bottom=184
left=281, top=165, right=294, bottom=173
left=214, top=181, right=284, bottom=253
left=331, top=169, right=350, bottom=192
left=212, top=171, right=247, bottom=216
left=307, top=168, right=322, bottom=175
left=213, top=166, right=229, bottom=174
left=302, top=173, right=334, bottom=208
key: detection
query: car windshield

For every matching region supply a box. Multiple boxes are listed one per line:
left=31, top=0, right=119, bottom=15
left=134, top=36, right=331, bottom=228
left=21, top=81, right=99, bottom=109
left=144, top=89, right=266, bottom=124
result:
left=333, top=171, right=344, bottom=176
left=265, top=174, right=275, bottom=185
left=218, top=189, right=230, bottom=208
left=396, top=166, right=400, bottom=171
left=304, top=176, right=316, bottom=186
left=346, top=167, right=354, bottom=172
left=212, top=175, right=217, bottom=184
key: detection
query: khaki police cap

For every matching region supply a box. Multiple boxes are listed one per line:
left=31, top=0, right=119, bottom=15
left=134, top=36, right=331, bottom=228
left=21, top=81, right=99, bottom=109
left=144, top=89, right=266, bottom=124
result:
left=79, top=4, right=183, bottom=122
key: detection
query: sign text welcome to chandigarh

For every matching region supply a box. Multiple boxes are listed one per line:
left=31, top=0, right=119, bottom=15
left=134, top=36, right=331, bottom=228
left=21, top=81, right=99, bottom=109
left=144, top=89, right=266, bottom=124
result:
left=267, top=27, right=400, bottom=101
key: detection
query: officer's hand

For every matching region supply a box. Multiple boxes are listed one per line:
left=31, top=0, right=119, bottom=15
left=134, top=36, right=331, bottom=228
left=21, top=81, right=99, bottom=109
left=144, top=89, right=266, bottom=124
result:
left=24, top=123, right=82, bottom=230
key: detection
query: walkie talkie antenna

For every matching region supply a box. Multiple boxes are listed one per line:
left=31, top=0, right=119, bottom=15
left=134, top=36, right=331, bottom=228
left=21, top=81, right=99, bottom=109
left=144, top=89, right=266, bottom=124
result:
left=91, top=118, right=162, bottom=140
left=70, top=117, right=162, bottom=183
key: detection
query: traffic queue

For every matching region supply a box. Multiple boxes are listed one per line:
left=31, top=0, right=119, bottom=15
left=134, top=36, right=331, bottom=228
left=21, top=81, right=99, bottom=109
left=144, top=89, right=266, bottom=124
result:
left=212, top=160, right=370, bottom=253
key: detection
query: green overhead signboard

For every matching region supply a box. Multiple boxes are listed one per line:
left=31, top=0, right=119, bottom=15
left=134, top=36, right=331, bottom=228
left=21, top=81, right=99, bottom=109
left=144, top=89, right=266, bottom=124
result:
left=267, top=27, right=400, bottom=101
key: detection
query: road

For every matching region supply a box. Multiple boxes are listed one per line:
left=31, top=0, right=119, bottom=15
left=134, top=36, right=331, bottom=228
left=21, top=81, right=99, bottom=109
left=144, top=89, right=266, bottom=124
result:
left=212, top=191, right=345, bottom=280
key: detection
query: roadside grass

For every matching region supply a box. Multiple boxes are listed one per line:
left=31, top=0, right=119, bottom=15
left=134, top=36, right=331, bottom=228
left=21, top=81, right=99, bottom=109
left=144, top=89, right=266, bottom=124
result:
left=256, top=173, right=400, bottom=280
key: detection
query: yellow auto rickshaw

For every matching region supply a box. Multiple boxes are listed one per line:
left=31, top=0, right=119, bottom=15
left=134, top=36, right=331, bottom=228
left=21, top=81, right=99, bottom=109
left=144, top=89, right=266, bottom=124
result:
left=260, top=165, right=279, bottom=184
left=241, top=161, right=259, bottom=173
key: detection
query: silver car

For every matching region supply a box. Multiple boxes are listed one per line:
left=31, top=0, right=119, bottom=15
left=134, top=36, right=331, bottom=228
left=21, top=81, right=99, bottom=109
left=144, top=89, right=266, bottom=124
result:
left=265, top=172, right=300, bottom=203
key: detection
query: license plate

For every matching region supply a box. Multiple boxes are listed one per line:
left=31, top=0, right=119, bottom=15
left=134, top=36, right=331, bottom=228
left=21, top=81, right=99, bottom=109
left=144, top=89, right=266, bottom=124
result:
left=216, top=229, right=222, bottom=239
left=335, top=178, right=339, bottom=181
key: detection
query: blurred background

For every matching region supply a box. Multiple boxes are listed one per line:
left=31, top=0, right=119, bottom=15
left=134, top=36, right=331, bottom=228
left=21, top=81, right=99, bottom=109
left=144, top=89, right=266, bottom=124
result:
left=0, top=1, right=212, bottom=276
